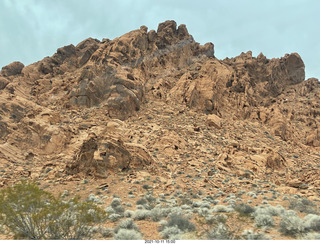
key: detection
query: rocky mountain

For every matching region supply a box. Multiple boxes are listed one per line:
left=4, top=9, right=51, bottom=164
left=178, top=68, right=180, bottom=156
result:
left=0, top=20, right=320, bottom=240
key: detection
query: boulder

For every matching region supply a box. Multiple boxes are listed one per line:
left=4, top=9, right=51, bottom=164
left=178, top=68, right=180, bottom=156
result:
left=206, top=114, right=222, bottom=129
left=0, top=61, right=24, bottom=77
left=0, top=77, right=9, bottom=90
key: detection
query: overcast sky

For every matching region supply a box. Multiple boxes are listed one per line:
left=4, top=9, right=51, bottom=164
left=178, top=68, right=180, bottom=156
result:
left=0, top=0, right=319, bottom=79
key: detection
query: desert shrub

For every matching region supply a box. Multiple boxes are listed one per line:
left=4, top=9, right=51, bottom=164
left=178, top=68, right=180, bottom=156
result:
left=105, top=206, right=115, bottom=214
left=227, top=199, right=236, bottom=206
left=200, top=202, right=211, bottom=209
left=167, top=214, right=195, bottom=232
left=178, top=195, right=193, bottom=206
left=253, top=205, right=285, bottom=218
left=0, top=181, right=106, bottom=240
left=142, top=184, right=151, bottom=190
left=247, top=191, right=257, bottom=198
left=114, top=219, right=140, bottom=233
left=113, top=219, right=142, bottom=240
left=158, top=220, right=168, bottom=232
left=273, top=205, right=286, bottom=215
left=110, top=198, right=124, bottom=214
left=207, top=223, right=232, bottom=240
left=198, top=207, right=211, bottom=217
left=133, top=210, right=151, bottom=220
left=113, top=205, right=125, bottom=214
left=242, top=229, right=270, bottom=240
left=234, top=203, right=254, bottom=216
left=47, top=199, right=106, bottom=239
left=168, top=207, right=183, bottom=218
left=139, top=193, right=157, bottom=210
left=192, top=201, right=201, bottom=208
left=181, top=204, right=192, bottom=210
left=211, top=199, right=220, bottom=205
left=279, top=211, right=305, bottom=237
left=300, top=232, right=320, bottom=240
left=136, top=198, right=147, bottom=205
left=303, top=214, right=320, bottom=231
left=159, top=207, right=171, bottom=218
left=100, top=227, right=113, bottom=238
left=254, top=214, right=275, bottom=228
left=150, top=207, right=163, bottom=222
left=0, top=223, right=5, bottom=234
left=212, top=205, right=233, bottom=213
left=160, top=226, right=182, bottom=239
left=145, top=193, right=157, bottom=205
left=114, top=229, right=142, bottom=240
left=205, top=214, right=227, bottom=225
left=136, top=205, right=145, bottom=210
left=124, top=210, right=135, bottom=218
left=288, top=198, right=318, bottom=214
left=109, top=213, right=122, bottom=222
left=111, top=198, right=121, bottom=208
left=87, top=193, right=104, bottom=204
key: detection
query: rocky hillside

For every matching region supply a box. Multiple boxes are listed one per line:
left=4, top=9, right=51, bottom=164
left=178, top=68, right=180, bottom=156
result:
left=0, top=20, right=320, bottom=240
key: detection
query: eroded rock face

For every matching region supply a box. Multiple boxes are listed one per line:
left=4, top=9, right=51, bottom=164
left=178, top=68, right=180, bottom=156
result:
left=0, top=20, right=319, bottom=194
left=0, top=61, right=24, bottom=77
left=167, top=51, right=306, bottom=116
left=66, top=134, right=154, bottom=177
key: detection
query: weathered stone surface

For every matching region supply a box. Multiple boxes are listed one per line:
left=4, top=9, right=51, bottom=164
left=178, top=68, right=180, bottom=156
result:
left=0, top=77, right=9, bottom=90
left=206, top=114, right=222, bottom=129
left=0, top=61, right=24, bottom=77
left=1, top=20, right=320, bottom=214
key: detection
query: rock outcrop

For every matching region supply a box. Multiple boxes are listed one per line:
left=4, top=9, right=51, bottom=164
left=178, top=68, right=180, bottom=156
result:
left=0, top=20, right=319, bottom=197
left=0, top=61, right=24, bottom=77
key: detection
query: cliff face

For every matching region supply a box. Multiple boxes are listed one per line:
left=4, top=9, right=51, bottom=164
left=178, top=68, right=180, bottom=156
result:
left=0, top=20, right=319, bottom=197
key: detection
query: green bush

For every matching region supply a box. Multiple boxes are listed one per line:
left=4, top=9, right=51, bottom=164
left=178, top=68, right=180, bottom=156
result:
left=0, top=181, right=106, bottom=240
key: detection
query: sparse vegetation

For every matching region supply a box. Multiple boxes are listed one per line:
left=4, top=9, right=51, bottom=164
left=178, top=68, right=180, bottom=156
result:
left=124, top=210, right=135, bottom=218
left=159, top=213, right=195, bottom=239
left=113, top=218, right=143, bottom=240
left=303, top=214, right=320, bottom=232
left=212, top=205, right=233, bottom=213
left=114, top=229, right=143, bottom=240
left=167, top=214, right=195, bottom=232
left=207, top=223, right=233, bottom=240
left=0, top=181, right=106, bottom=240
left=150, top=207, right=163, bottom=222
left=288, top=197, right=318, bottom=214
left=234, top=203, right=255, bottom=216
left=300, top=232, right=320, bottom=240
left=160, top=226, right=182, bottom=239
left=279, top=211, right=305, bottom=237
left=254, top=214, right=275, bottom=228
left=133, top=210, right=151, bottom=220
left=242, top=229, right=270, bottom=240
left=114, top=218, right=140, bottom=233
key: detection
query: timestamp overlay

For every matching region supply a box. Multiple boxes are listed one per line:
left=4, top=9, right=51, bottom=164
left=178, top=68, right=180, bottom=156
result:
left=145, top=240, right=176, bottom=244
